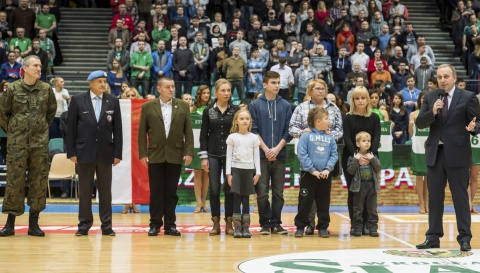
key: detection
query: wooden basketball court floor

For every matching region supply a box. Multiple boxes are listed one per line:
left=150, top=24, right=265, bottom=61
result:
left=0, top=204, right=479, bottom=273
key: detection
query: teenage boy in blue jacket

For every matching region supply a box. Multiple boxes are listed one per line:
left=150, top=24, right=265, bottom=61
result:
left=249, top=70, right=292, bottom=235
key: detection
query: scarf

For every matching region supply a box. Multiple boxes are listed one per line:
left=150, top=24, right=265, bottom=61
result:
left=155, top=50, right=167, bottom=72
left=341, top=29, right=351, bottom=38
left=192, top=41, right=207, bottom=61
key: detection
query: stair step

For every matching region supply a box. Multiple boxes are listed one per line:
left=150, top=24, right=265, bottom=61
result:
left=57, top=25, right=110, bottom=31
left=60, top=52, right=108, bottom=58
left=58, top=34, right=107, bottom=39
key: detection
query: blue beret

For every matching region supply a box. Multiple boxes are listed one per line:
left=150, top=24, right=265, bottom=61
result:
left=87, top=70, right=108, bottom=81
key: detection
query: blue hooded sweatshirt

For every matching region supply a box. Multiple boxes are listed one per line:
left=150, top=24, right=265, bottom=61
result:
left=297, top=128, right=338, bottom=173
left=250, top=93, right=292, bottom=161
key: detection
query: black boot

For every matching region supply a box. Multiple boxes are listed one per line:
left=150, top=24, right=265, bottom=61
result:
left=28, top=212, right=45, bottom=237
left=0, top=214, right=16, bottom=237
left=305, top=221, right=315, bottom=235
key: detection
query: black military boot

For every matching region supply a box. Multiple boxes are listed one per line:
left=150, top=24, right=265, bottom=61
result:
left=28, top=212, right=45, bottom=237
left=0, top=214, right=16, bottom=237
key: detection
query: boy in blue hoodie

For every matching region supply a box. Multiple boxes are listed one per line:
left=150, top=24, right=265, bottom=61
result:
left=347, top=131, right=382, bottom=237
left=249, top=71, right=293, bottom=235
left=294, top=107, right=338, bottom=238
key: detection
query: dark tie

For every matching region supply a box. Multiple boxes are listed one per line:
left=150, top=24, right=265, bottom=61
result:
left=442, top=93, right=449, bottom=119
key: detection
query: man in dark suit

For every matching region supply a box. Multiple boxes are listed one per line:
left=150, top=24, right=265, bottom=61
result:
left=138, top=76, right=194, bottom=236
left=416, top=64, right=480, bottom=251
left=66, top=70, right=123, bottom=236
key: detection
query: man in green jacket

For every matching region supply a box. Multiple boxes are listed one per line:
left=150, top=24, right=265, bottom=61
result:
left=138, top=76, right=194, bottom=236
left=130, top=40, right=153, bottom=97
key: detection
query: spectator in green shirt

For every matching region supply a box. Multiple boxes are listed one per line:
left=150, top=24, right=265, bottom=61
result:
left=34, top=4, right=57, bottom=38
left=9, top=27, right=32, bottom=57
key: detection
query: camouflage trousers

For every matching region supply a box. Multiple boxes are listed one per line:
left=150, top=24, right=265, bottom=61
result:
left=2, top=145, right=49, bottom=216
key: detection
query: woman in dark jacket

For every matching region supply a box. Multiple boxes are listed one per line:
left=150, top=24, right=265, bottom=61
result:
left=342, top=86, right=381, bottom=235
left=199, top=78, right=239, bottom=236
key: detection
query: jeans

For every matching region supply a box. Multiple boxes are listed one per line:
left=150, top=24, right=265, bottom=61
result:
left=240, top=5, right=253, bottom=22
left=193, top=64, right=208, bottom=86
left=222, top=0, right=236, bottom=22
left=132, top=77, right=151, bottom=97
left=392, top=131, right=408, bottom=144
left=279, top=88, right=289, bottom=101
left=49, top=117, right=62, bottom=139
left=173, top=71, right=193, bottom=98
left=208, top=156, right=233, bottom=218
left=333, top=82, right=344, bottom=96
left=229, top=80, right=244, bottom=102
left=255, top=159, right=286, bottom=227
left=298, top=92, right=306, bottom=104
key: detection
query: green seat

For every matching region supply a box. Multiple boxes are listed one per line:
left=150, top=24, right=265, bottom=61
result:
left=0, top=128, right=6, bottom=138
left=48, top=138, right=64, bottom=153
left=191, top=86, right=199, bottom=98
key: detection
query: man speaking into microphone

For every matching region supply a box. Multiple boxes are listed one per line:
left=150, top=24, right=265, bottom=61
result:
left=416, top=64, right=480, bottom=251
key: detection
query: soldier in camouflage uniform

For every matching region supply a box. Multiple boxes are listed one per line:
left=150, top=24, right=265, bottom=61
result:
left=0, top=55, right=57, bottom=237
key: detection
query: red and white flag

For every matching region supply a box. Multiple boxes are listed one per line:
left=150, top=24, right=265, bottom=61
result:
left=112, top=99, right=150, bottom=204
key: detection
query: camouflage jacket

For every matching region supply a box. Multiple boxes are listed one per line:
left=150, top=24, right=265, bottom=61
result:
left=0, top=79, right=56, bottom=147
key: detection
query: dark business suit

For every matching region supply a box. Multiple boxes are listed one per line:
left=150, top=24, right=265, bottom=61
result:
left=416, top=87, right=480, bottom=244
left=66, top=91, right=123, bottom=231
left=138, top=98, right=194, bottom=230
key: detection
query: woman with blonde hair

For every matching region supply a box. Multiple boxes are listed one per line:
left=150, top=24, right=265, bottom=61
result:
left=342, top=86, right=381, bottom=235
left=120, top=87, right=141, bottom=213
left=289, top=79, right=343, bottom=235
left=199, top=79, right=239, bottom=236
left=50, top=77, right=70, bottom=139
left=314, top=1, right=329, bottom=25
left=190, top=85, right=211, bottom=213
left=121, top=87, right=141, bottom=99
left=50, top=76, right=71, bottom=198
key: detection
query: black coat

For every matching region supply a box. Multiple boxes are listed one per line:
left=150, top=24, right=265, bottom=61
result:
left=66, top=91, right=123, bottom=164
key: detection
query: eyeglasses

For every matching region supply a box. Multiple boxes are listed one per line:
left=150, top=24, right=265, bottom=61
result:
left=126, top=95, right=135, bottom=98
left=314, top=87, right=326, bottom=92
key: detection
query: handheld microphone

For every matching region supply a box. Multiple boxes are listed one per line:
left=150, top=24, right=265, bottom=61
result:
left=437, top=89, right=445, bottom=116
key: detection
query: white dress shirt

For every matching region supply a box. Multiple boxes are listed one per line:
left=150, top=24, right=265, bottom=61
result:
left=160, top=97, right=173, bottom=138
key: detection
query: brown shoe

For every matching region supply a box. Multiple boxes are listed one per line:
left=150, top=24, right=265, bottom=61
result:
left=209, top=216, right=221, bottom=236
left=225, top=216, right=234, bottom=236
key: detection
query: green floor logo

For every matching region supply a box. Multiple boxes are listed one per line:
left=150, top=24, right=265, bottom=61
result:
left=238, top=249, right=480, bottom=272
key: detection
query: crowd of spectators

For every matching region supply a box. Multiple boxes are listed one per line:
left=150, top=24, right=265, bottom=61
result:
left=101, top=0, right=439, bottom=111
left=0, top=0, right=62, bottom=82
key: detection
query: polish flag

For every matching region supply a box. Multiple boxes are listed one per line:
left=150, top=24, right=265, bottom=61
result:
left=111, top=99, right=150, bottom=204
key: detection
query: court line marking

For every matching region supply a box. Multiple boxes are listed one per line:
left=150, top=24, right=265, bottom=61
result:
left=334, top=212, right=416, bottom=248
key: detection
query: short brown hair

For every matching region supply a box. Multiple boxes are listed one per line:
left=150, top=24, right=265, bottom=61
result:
left=307, top=107, right=328, bottom=127
left=263, top=71, right=280, bottom=84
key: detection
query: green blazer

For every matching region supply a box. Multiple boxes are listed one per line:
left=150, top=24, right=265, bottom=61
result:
left=138, top=98, right=194, bottom=164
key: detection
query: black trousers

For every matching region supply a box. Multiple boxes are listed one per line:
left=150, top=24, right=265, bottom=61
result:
left=173, top=71, right=193, bottom=98
left=279, top=88, right=289, bottom=101
left=77, top=161, right=112, bottom=231
left=352, top=181, right=378, bottom=230
left=294, top=171, right=331, bottom=230
left=148, top=162, right=182, bottom=229
left=342, top=153, right=368, bottom=225
left=426, top=146, right=471, bottom=243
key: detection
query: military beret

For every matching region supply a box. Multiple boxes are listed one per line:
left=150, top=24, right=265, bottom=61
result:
left=87, top=70, right=108, bottom=81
